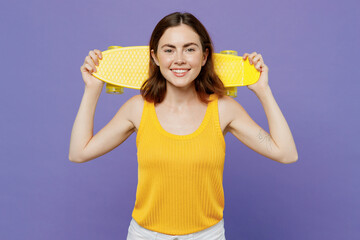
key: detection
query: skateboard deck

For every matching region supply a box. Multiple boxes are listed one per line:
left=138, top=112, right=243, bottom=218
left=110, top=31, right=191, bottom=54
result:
left=92, top=46, right=260, bottom=96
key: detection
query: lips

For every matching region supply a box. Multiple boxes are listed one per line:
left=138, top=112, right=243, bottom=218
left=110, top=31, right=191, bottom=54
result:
left=171, top=68, right=190, bottom=77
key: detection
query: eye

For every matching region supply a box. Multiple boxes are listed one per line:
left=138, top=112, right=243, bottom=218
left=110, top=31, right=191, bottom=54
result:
left=164, top=49, right=173, bottom=53
left=186, top=48, right=195, bottom=52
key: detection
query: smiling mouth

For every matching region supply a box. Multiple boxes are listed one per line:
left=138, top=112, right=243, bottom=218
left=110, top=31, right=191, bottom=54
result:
left=171, top=69, right=190, bottom=77
left=171, top=69, right=190, bottom=73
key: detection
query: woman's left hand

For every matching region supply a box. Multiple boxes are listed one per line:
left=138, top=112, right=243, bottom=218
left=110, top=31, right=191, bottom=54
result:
left=242, top=52, right=269, bottom=93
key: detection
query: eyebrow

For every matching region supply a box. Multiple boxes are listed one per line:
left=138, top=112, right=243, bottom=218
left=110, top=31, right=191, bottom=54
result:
left=160, top=42, right=199, bottom=49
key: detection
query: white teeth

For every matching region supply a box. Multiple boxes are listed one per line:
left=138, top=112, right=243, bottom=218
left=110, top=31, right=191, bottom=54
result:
left=172, top=70, right=188, bottom=73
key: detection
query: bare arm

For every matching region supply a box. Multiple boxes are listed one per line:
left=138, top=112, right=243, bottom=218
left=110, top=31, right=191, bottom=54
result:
left=227, top=87, right=298, bottom=164
left=68, top=49, right=136, bottom=163
left=68, top=90, right=137, bottom=163
left=227, top=52, right=298, bottom=164
left=68, top=86, right=101, bottom=163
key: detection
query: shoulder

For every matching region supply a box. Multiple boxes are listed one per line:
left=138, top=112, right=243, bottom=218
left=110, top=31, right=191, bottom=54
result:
left=217, top=94, right=247, bottom=129
left=123, top=94, right=144, bottom=115
left=217, top=94, right=244, bottom=115
left=122, top=94, right=145, bottom=130
left=126, top=94, right=145, bottom=107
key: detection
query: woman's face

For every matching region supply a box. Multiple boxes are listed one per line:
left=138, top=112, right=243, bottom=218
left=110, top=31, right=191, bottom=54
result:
left=151, top=24, right=208, bottom=89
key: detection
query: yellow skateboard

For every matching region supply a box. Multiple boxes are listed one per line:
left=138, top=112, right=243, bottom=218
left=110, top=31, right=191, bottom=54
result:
left=92, top=46, right=260, bottom=97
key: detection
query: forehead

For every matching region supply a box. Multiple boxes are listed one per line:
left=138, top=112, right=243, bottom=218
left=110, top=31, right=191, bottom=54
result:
left=158, top=24, right=201, bottom=46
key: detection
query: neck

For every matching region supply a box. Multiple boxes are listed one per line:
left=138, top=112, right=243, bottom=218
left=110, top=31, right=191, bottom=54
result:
left=162, top=82, right=201, bottom=108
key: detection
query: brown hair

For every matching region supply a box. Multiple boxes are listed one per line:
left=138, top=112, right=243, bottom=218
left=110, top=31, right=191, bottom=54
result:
left=140, top=12, right=226, bottom=104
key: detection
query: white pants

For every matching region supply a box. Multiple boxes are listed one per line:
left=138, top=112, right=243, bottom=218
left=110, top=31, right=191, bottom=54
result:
left=126, top=218, right=226, bottom=240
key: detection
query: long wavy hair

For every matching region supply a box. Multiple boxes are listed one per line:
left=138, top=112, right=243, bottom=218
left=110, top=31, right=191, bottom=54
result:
left=140, top=12, right=226, bottom=104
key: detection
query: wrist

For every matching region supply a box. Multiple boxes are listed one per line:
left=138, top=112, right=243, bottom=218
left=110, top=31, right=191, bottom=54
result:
left=85, top=83, right=103, bottom=92
left=253, top=85, right=272, bottom=99
left=84, top=85, right=103, bottom=98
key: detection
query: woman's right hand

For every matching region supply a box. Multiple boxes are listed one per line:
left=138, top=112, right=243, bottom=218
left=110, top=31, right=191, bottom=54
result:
left=80, top=49, right=104, bottom=89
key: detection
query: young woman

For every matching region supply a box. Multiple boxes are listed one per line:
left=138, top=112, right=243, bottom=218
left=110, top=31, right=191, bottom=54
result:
left=69, top=12, right=298, bottom=240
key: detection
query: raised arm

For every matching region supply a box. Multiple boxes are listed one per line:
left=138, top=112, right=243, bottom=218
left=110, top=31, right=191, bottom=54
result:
left=225, top=52, right=298, bottom=164
left=68, top=49, right=137, bottom=163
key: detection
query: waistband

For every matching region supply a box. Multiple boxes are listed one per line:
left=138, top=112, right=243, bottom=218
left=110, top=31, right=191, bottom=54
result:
left=127, top=218, right=225, bottom=240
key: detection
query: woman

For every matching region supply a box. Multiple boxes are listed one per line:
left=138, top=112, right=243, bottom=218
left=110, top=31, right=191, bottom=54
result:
left=69, top=12, right=298, bottom=240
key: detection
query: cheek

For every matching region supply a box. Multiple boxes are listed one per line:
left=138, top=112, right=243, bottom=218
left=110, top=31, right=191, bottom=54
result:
left=187, top=54, right=203, bottom=66
left=158, top=55, right=173, bottom=67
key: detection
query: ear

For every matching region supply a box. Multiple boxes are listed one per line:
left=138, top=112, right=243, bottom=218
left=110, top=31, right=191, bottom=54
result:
left=202, top=48, right=209, bottom=66
left=151, top=49, right=160, bottom=66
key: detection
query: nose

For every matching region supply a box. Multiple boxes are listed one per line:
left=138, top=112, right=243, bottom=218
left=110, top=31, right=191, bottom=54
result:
left=174, top=51, right=185, bottom=65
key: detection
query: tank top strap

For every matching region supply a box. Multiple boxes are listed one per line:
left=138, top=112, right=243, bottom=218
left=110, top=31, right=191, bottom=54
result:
left=135, top=98, right=151, bottom=147
left=208, top=94, right=225, bottom=143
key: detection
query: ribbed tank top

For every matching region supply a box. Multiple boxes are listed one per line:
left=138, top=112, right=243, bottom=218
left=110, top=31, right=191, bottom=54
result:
left=132, top=94, right=226, bottom=235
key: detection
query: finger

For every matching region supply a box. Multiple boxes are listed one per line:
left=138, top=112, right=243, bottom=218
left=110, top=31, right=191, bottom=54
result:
left=85, top=64, right=94, bottom=73
left=80, top=64, right=90, bottom=73
left=255, top=61, right=262, bottom=70
left=247, top=52, right=257, bottom=64
left=243, top=53, right=249, bottom=60
left=89, top=50, right=99, bottom=66
left=94, top=49, right=103, bottom=60
left=85, top=56, right=96, bottom=70
left=253, top=54, right=263, bottom=64
left=84, top=63, right=94, bottom=73
left=262, top=63, right=268, bottom=71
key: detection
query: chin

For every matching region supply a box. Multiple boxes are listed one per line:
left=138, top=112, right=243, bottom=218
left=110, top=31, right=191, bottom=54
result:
left=167, top=79, right=195, bottom=89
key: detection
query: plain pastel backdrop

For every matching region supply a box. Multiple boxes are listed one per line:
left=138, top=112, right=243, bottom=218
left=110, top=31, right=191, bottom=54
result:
left=1, top=0, right=359, bottom=239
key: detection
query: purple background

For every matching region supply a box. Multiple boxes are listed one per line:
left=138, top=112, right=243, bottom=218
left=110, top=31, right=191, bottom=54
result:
left=1, top=0, right=359, bottom=239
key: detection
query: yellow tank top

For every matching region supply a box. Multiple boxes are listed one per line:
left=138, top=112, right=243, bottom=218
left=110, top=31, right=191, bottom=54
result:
left=132, top=94, right=226, bottom=235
